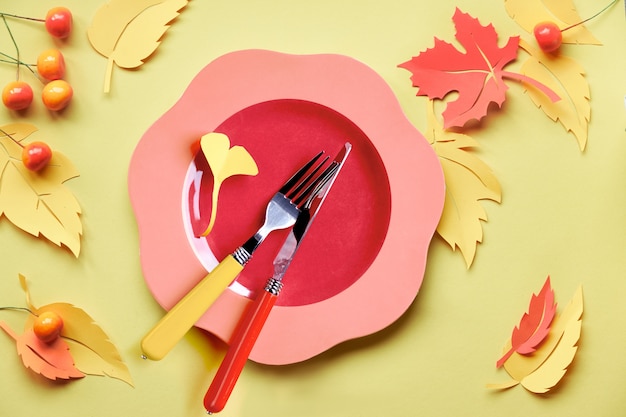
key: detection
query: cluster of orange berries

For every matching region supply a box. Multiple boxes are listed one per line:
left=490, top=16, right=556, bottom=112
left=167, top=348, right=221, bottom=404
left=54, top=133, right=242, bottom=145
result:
left=1, top=7, right=73, bottom=112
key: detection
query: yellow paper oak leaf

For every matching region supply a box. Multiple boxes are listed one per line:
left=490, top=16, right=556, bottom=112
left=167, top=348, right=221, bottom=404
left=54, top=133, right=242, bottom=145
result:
left=425, top=101, right=502, bottom=268
left=0, top=124, right=82, bottom=256
left=504, top=0, right=601, bottom=45
left=88, top=0, right=188, bottom=93
left=488, top=285, right=583, bottom=393
left=198, top=132, right=258, bottom=237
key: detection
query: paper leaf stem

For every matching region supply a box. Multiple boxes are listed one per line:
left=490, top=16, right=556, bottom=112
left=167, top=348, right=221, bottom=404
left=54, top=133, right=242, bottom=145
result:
left=198, top=132, right=258, bottom=237
left=425, top=101, right=501, bottom=267
left=0, top=124, right=82, bottom=256
left=496, top=277, right=556, bottom=367
left=25, top=303, right=133, bottom=387
left=399, top=8, right=520, bottom=128
left=504, top=0, right=601, bottom=45
left=87, top=0, right=188, bottom=93
left=0, top=322, right=85, bottom=380
left=519, top=40, right=590, bottom=151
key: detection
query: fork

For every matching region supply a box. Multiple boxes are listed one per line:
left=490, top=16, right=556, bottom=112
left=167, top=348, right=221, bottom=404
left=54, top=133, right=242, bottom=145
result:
left=140, top=151, right=334, bottom=361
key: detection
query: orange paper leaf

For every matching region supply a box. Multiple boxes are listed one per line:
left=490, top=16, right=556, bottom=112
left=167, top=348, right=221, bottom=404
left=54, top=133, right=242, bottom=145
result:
left=0, top=322, right=84, bottom=380
left=489, top=283, right=583, bottom=394
left=425, top=101, right=501, bottom=268
left=26, top=303, right=133, bottom=386
left=88, top=0, right=189, bottom=93
left=0, top=124, right=82, bottom=256
left=496, top=277, right=556, bottom=367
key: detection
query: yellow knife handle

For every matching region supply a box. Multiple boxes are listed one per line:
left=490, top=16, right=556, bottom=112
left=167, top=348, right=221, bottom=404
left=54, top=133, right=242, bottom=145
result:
left=141, top=255, right=244, bottom=361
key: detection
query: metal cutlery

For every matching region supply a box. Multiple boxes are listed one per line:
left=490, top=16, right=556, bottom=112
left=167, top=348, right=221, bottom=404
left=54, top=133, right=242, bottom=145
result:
left=204, top=142, right=351, bottom=413
left=141, top=148, right=343, bottom=361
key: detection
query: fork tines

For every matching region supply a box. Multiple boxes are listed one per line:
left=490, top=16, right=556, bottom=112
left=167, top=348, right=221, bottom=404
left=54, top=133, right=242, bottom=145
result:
left=282, top=151, right=337, bottom=208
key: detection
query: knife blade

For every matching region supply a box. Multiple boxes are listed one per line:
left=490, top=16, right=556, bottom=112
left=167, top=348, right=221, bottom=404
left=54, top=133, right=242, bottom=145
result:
left=203, top=142, right=351, bottom=414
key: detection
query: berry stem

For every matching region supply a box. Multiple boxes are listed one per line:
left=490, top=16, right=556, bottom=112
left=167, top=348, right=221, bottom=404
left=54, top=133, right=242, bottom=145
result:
left=0, top=306, right=36, bottom=315
left=0, top=52, right=38, bottom=78
left=562, top=0, right=618, bottom=32
left=0, top=127, right=26, bottom=148
left=0, top=12, right=45, bottom=23
left=1, top=14, right=21, bottom=81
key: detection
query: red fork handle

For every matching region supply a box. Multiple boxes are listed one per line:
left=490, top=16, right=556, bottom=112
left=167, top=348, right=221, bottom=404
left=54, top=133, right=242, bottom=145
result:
left=204, top=288, right=277, bottom=413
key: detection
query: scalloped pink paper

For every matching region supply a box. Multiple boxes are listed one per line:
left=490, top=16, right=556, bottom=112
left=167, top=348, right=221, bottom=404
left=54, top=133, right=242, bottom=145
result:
left=128, top=50, right=444, bottom=365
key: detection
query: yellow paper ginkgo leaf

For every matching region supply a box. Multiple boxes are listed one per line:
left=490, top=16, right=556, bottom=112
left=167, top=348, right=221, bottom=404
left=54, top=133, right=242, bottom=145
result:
left=88, top=0, right=188, bottom=93
left=25, top=303, right=133, bottom=387
left=505, top=0, right=601, bottom=45
left=199, top=132, right=258, bottom=237
left=425, top=102, right=501, bottom=268
left=519, top=40, right=590, bottom=151
left=0, top=124, right=82, bottom=256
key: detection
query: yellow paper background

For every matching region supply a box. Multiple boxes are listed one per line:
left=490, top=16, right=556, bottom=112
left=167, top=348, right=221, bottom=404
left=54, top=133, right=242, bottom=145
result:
left=0, top=1, right=624, bottom=416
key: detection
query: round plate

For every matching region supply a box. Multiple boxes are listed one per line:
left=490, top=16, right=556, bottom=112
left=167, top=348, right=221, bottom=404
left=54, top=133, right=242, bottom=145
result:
left=128, top=50, right=445, bottom=365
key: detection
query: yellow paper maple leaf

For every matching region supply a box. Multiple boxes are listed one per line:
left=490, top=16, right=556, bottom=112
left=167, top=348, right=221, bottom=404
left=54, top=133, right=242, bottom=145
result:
left=505, top=0, right=601, bottom=45
left=488, top=285, right=583, bottom=393
left=87, top=0, right=189, bottom=93
left=518, top=40, right=590, bottom=151
left=0, top=124, right=82, bottom=256
left=425, top=102, right=501, bottom=267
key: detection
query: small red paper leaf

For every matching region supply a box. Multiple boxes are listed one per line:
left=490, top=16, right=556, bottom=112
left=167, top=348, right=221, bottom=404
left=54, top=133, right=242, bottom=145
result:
left=399, top=8, right=520, bottom=128
left=16, top=329, right=85, bottom=380
left=496, top=277, right=557, bottom=368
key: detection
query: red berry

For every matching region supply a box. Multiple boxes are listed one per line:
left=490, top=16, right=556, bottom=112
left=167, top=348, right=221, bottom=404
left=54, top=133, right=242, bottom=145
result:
left=45, top=7, right=73, bottom=39
left=2, top=81, right=34, bottom=111
left=22, top=141, right=52, bottom=172
left=33, top=311, right=64, bottom=343
left=534, top=21, right=563, bottom=53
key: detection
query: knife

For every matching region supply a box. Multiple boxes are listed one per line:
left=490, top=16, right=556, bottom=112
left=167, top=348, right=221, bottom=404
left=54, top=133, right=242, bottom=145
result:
left=203, top=142, right=351, bottom=414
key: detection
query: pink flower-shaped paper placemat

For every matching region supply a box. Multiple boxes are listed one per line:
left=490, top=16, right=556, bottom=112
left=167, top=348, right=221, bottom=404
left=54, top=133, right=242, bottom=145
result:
left=128, top=50, right=444, bottom=365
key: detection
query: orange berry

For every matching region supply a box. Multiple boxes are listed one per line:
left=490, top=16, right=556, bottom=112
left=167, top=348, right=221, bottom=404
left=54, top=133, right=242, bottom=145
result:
left=2, top=80, right=34, bottom=111
left=42, top=79, right=73, bottom=111
left=37, top=49, right=66, bottom=81
left=33, top=311, right=64, bottom=343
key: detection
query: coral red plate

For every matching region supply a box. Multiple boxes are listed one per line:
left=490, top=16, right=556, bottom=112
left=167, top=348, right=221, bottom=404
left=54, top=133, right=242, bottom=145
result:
left=128, top=50, right=444, bottom=365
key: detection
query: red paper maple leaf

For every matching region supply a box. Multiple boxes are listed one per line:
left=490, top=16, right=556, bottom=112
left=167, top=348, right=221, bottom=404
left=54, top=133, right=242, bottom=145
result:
left=399, top=8, right=521, bottom=128
left=496, top=276, right=557, bottom=368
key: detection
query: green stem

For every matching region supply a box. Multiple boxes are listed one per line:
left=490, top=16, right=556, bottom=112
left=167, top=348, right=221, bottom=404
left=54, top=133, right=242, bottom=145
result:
left=0, top=52, right=38, bottom=77
left=0, top=12, right=45, bottom=23
left=562, top=0, right=618, bottom=32
left=1, top=14, right=20, bottom=80
left=0, top=306, right=35, bottom=315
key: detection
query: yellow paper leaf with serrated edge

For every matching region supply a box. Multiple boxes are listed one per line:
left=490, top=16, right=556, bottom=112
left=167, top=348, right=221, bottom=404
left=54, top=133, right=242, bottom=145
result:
left=25, top=303, right=133, bottom=387
left=199, top=132, right=258, bottom=236
left=504, top=0, right=601, bottom=45
left=519, top=41, right=590, bottom=151
left=489, top=285, right=583, bottom=393
left=88, top=0, right=188, bottom=93
left=0, top=125, right=82, bottom=256
left=425, top=102, right=501, bottom=268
